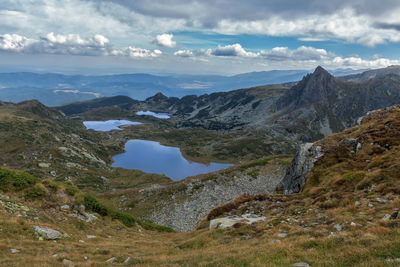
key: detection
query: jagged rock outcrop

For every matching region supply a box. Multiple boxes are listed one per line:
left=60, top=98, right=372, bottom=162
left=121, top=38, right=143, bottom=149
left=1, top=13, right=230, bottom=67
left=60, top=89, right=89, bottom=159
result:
left=279, top=143, right=323, bottom=194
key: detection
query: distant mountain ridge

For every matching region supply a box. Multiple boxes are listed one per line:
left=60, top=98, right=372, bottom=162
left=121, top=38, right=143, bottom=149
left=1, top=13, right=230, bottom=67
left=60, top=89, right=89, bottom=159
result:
left=0, top=68, right=364, bottom=106
left=58, top=65, right=400, bottom=143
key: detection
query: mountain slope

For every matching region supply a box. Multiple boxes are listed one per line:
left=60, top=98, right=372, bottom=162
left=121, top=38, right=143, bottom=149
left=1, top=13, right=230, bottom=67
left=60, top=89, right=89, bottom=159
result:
left=1, top=103, right=400, bottom=267
left=274, top=66, right=400, bottom=140
left=0, top=100, right=170, bottom=189
left=340, top=65, right=400, bottom=82
left=58, top=66, right=400, bottom=144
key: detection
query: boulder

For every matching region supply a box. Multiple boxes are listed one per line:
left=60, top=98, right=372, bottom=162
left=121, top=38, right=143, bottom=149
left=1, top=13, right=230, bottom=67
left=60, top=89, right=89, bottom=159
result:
left=106, top=257, right=116, bottom=263
left=209, top=214, right=266, bottom=230
left=34, top=226, right=63, bottom=240
left=291, top=263, right=311, bottom=267
left=38, top=162, right=51, bottom=168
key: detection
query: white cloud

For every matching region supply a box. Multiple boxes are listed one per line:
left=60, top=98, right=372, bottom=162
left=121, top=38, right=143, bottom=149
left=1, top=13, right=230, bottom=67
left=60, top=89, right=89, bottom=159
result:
left=0, top=34, right=35, bottom=52
left=209, top=44, right=258, bottom=57
left=215, top=9, right=400, bottom=47
left=0, top=32, right=162, bottom=59
left=174, top=50, right=193, bottom=57
left=173, top=44, right=400, bottom=71
left=0, top=32, right=110, bottom=56
left=2, top=1, right=400, bottom=49
left=332, top=56, right=400, bottom=69
left=35, top=32, right=110, bottom=56
left=111, top=47, right=162, bottom=58
left=154, top=33, right=176, bottom=47
left=260, top=46, right=330, bottom=61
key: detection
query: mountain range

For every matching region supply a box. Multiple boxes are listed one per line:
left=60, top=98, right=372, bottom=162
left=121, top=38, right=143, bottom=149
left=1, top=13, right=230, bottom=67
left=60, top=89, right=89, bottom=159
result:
left=58, top=65, right=400, bottom=143
left=0, top=68, right=366, bottom=106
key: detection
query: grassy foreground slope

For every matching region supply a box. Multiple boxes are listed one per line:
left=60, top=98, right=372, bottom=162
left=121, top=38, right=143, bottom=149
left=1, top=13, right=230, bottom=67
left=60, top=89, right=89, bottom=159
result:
left=1, top=106, right=400, bottom=266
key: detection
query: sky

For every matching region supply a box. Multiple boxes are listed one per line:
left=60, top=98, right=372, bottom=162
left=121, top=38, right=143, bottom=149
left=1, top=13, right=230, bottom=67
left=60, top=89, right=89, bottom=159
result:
left=1, top=0, right=400, bottom=75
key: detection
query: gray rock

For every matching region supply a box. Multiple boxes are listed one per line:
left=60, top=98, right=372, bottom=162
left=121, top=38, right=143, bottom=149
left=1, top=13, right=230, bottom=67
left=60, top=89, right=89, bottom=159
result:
left=60, top=205, right=70, bottom=211
left=280, top=143, right=323, bottom=194
left=277, top=233, right=287, bottom=238
left=376, top=198, right=387, bottom=203
left=333, top=224, right=343, bottom=231
left=146, top=163, right=285, bottom=232
left=356, top=142, right=362, bottom=152
left=383, top=214, right=391, bottom=221
left=38, top=162, right=51, bottom=168
left=10, top=249, right=20, bottom=254
left=62, top=259, right=73, bottom=264
left=291, top=263, right=311, bottom=267
left=34, top=226, right=63, bottom=240
left=86, top=235, right=96, bottom=239
left=124, top=257, right=131, bottom=263
left=209, top=214, right=266, bottom=230
left=106, top=257, right=116, bottom=263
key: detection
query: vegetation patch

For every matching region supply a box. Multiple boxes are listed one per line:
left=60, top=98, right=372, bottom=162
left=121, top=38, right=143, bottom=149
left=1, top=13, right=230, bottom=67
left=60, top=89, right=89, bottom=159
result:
left=343, top=171, right=366, bottom=183
left=25, top=186, right=47, bottom=200
left=0, top=168, right=37, bottom=192
left=83, top=194, right=174, bottom=232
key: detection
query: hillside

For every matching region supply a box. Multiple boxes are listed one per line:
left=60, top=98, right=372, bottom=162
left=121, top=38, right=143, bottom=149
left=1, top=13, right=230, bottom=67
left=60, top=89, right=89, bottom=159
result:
left=1, top=103, right=400, bottom=266
left=0, top=100, right=170, bottom=190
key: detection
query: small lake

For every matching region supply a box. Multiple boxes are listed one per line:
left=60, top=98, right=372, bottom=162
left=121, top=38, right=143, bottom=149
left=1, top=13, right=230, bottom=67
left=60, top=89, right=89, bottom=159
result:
left=83, top=120, right=142, bottom=131
left=111, top=139, right=232, bottom=181
left=136, top=110, right=170, bottom=119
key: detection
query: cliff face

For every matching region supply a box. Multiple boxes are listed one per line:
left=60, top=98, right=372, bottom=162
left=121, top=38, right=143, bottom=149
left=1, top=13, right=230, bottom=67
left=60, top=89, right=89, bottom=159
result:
left=279, top=143, right=323, bottom=194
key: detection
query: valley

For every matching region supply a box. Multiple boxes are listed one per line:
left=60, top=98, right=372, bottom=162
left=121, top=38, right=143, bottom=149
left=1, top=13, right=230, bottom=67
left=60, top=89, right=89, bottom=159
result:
left=0, top=66, right=399, bottom=265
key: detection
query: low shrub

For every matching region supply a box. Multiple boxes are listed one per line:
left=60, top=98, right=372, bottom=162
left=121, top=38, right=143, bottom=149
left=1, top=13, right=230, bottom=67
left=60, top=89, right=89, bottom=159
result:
left=83, top=194, right=109, bottom=216
left=25, top=186, right=47, bottom=200
left=83, top=194, right=175, bottom=232
left=0, top=168, right=37, bottom=192
left=319, top=199, right=340, bottom=209
left=64, top=182, right=78, bottom=196
left=343, top=171, right=366, bottom=183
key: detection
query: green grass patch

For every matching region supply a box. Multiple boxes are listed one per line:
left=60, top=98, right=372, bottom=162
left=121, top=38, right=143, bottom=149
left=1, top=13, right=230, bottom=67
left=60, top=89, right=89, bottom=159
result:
left=0, top=168, right=37, bottom=192
left=83, top=194, right=174, bottom=232
left=63, top=182, right=78, bottom=196
left=25, top=186, right=47, bottom=200
left=343, top=171, right=366, bottom=183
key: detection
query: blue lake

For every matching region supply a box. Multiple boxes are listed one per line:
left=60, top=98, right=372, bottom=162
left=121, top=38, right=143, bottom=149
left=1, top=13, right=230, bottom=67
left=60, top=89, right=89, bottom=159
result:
left=111, top=139, right=233, bottom=181
left=136, top=110, right=170, bottom=119
left=83, top=120, right=142, bottom=131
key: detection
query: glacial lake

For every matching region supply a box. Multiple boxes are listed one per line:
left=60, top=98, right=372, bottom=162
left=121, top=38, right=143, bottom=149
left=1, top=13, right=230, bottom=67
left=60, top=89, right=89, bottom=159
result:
left=136, top=110, right=170, bottom=119
left=83, top=120, right=142, bottom=131
left=111, top=139, right=233, bottom=181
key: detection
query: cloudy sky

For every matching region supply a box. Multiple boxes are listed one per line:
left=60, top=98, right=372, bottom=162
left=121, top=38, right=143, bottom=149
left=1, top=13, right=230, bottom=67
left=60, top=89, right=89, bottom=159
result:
left=1, top=0, right=400, bottom=74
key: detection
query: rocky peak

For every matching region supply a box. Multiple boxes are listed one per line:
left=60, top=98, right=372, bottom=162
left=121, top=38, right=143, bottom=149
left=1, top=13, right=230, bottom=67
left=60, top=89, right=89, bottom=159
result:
left=313, top=65, right=330, bottom=76
left=275, top=66, right=337, bottom=110
left=146, top=92, right=168, bottom=102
